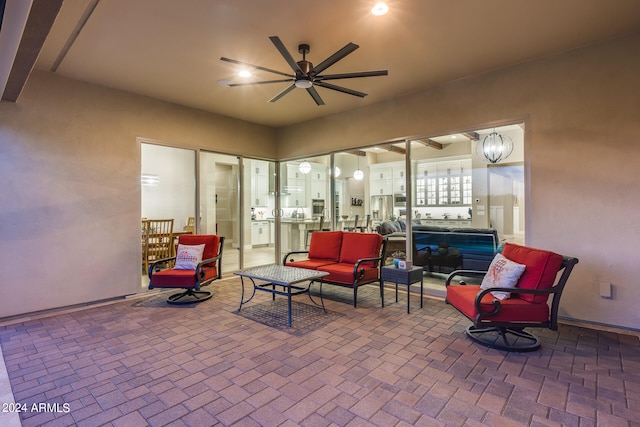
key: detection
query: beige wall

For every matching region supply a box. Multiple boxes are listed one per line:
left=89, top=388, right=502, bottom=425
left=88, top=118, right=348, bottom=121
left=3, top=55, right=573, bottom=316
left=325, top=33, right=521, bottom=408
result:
left=1, top=33, right=639, bottom=330
left=0, top=71, right=276, bottom=317
left=277, top=34, right=640, bottom=330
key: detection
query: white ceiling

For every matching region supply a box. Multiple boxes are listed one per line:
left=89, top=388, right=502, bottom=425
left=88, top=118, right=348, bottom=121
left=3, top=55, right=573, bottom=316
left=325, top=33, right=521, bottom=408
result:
left=25, top=0, right=640, bottom=127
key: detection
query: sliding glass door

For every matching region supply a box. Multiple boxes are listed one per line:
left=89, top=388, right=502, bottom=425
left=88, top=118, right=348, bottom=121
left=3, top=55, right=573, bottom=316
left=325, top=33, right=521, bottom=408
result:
left=199, top=152, right=241, bottom=272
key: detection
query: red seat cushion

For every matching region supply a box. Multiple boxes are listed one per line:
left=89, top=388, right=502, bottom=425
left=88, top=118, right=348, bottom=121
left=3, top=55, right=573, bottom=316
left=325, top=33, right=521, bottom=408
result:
left=285, top=259, right=337, bottom=270
left=318, top=262, right=379, bottom=285
left=151, top=266, right=217, bottom=288
left=308, top=231, right=343, bottom=262
left=339, top=232, right=383, bottom=267
left=502, top=243, right=563, bottom=303
left=446, top=284, right=550, bottom=323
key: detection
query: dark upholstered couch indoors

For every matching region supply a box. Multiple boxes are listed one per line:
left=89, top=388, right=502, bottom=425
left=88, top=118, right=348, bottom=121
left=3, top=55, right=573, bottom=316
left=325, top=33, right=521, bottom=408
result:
left=377, top=220, right=502, bottom=273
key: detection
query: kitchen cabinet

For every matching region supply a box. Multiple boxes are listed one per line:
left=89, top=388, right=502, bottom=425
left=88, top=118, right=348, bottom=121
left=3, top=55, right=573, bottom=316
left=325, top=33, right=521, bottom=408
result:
left=415, top=158, right=472, bottom=207
left=251, top=221, right=270, bottom=246
left=309, top=163, right=327, bottom=200
left=251, top=160, right=269, bottom=207
left=371, top=179, right=393, bottom=196
left=370, top=164, right=394, bottom=195
left=284, top=164, right=306, bottom=207
left=392, top=165, right=407, bottom=193
left=371, top=166, right=392, bottom=180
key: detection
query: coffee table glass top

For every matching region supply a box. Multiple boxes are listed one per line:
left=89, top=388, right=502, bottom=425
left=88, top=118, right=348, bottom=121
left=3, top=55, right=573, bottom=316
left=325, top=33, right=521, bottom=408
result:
left=234, top=265, right=328, bottom=285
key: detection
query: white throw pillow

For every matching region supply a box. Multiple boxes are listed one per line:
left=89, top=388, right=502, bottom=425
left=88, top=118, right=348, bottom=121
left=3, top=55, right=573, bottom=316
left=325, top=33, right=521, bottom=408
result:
left=174, top=244, right=205, bottom=270
left=480, top=253, right=526, bottom=300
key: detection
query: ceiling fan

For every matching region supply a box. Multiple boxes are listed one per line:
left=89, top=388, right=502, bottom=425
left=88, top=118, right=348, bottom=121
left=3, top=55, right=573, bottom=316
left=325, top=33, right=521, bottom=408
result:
left=220, top=36, right=388, bottom=105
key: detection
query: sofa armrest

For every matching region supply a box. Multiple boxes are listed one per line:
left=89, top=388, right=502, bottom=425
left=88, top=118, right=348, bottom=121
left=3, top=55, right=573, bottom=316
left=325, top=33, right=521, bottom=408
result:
left=282, top=250, right=310, bottom=265
left=444, top=269, right=488, bottom=287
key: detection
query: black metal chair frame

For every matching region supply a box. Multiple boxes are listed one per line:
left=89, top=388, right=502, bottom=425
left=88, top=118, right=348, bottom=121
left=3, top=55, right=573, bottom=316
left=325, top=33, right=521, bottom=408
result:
left=445, top=255, right=578, bottom=352
left=149, top=236, right=225, bottom=304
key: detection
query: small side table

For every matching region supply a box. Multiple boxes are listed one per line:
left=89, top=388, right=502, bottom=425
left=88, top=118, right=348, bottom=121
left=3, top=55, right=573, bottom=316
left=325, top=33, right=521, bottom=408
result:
left=381, top=266, right=424, bottom=313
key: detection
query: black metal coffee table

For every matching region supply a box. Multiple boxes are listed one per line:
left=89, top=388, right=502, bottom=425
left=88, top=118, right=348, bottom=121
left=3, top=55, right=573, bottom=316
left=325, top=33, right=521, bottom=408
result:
left=234, top=265, right=329, bottom=327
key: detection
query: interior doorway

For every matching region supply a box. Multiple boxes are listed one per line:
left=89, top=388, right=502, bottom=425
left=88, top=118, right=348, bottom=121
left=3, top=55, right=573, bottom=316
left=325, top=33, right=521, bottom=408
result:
left=488, top=162, right=525, bottom=244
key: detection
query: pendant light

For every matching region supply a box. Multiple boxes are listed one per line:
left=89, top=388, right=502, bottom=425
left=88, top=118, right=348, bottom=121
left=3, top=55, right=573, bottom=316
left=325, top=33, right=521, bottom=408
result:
left=478, top=130, right=514, bottom=163
left=298, top=160, right=311, bottom=174
left=353, top=155, right=364, bottom=180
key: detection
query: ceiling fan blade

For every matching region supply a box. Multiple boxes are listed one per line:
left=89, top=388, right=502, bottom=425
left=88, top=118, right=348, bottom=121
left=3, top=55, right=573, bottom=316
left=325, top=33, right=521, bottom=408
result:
left=269, top=36, right=303, bottom=73
left=268, top=84, right=296, bottom=103
left=315, top=81, right=367, bottom=98
left=316, top=70, right=388, bottom=81
left=311, top=42, right=359, bottom=75
left=220, top=57, right=294, bottom=78
left=306, top=86, right=325, bottom=106
left=228, top=79, right=293, bottom=87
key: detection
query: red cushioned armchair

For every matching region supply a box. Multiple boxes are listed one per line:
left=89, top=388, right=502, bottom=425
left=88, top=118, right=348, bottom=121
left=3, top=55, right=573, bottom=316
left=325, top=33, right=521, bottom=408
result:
left=149, top=235, right=224, bottom=304
left=445, top=243, right=578, bottom=352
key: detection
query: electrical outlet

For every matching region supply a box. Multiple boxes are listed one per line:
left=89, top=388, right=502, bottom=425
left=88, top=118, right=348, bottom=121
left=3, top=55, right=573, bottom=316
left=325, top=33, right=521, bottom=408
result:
left=599, top=282, right=613, bottom=299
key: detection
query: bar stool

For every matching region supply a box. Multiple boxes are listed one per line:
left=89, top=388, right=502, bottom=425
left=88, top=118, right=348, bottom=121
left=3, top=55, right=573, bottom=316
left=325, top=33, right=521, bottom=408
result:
left=305, top=216, right=325, bottom=248
left=344, top=215, right=359, bottom=231
left=356, top=214, right=371, bottom=232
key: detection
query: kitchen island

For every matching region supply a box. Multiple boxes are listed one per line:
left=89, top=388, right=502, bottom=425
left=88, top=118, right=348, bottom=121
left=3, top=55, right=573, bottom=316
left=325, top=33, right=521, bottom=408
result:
left=267, top=217, right=351, bottom=252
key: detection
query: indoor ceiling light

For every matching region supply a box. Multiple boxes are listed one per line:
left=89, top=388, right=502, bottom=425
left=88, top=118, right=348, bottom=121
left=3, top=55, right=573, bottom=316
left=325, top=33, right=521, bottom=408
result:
left=371, top=2, right=389, bottom=16
left=478, top=130, right=514, bottom=163
left=298, top=160, right=311, bottom=174
left=353, top=154, right=364, bottom=180
left=238, top=70, right=252, bottom=78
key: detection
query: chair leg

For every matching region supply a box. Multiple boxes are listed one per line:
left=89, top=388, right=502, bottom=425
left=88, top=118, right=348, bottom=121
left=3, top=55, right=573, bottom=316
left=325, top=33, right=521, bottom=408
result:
left=166, top=289, right=213, bottom=304
left=465, top=325, right=541, bottom=352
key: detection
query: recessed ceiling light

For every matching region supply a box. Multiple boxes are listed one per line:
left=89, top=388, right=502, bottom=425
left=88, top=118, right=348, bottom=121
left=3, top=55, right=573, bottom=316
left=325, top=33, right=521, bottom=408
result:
left=238, top=70, right=252, bottom=78
left=371, top=2, right=388, bottom=16
left=451, top=135, right=458, bottom=139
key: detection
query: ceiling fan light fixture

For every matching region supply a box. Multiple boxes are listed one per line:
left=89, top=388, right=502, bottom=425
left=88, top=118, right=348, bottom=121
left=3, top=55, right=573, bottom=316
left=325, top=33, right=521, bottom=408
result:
left=295, top=79, right=313, bottom=89
left=371, top=2, right=389, bottom=16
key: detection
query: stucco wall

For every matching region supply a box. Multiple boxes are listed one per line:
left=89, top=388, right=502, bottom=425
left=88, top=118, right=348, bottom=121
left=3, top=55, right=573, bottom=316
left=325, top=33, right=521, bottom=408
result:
left=0, top=71, right=276, bottom=317
left=1, top=34, right=639, bottom=330
left=277, top=34, right=640, bottom=330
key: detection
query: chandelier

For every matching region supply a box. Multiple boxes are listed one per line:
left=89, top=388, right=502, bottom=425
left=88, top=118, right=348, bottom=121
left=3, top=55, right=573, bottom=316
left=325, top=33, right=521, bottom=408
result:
left=478, top=131, right=514, bottom=163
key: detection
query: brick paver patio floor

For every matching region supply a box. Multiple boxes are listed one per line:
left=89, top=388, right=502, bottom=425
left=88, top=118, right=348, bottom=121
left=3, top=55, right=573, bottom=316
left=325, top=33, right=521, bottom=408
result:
left=1, top=276, right=639, bottom=426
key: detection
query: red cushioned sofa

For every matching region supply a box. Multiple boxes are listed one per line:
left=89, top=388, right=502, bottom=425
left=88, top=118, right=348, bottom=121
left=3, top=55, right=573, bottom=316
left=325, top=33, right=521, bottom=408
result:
left=283, top=231, right=386, bottom=307
left=445, top=242, right=578, bottom=351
